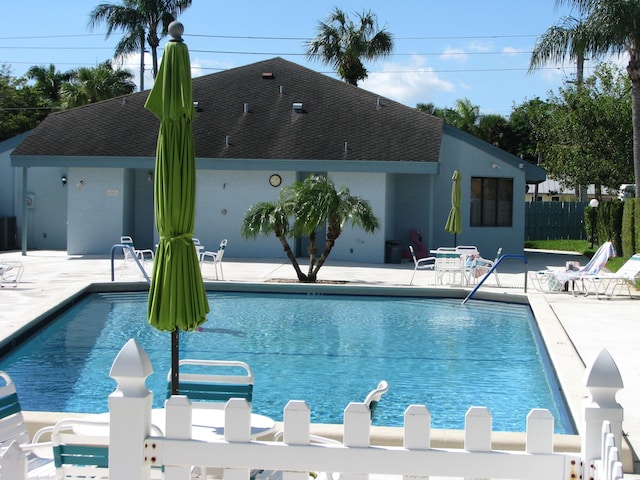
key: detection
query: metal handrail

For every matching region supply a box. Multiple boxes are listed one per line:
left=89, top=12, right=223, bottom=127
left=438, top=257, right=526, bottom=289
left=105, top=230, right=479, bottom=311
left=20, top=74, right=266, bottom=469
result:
left=110, top=244, right=151, bottom=284
left=462, top=254, right=528, bottom=305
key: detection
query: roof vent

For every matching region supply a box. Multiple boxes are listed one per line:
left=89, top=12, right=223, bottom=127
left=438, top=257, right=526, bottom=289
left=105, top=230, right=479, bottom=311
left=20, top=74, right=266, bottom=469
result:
left=376, top=97, right=382, bottom=109
left=292, top=102, right=303, bottom=113
left=344, top=142, right=349, bottom=152
left=243, top=103, right=250, bottom=114
left=279, top=85, right=285, bottom=95
left=225, top=135, right=231, bottom=147
left=262, top=72, right=274, bottom=79
left=193, top=101, right=203, bottom=112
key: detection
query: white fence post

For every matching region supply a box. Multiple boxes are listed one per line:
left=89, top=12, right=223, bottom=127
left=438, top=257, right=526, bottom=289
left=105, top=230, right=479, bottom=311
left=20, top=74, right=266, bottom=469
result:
left=581, top=349, right=623, bottom=478
left=283, top=401, right=311, bottom=480
left=164, top=395, right=192, bottom=480
left=109, top=339, right=154, bottom=480
left=464, top=406, right=492, bottom=451
left=403, top=405, right=431, bottom=480
left=342, top=402, right=371, bottom=480
left=224, top=398, right=252, bottom=480
left=526, top=409, right=553, bottom=454
left=283, top=400, right=310, bottom=445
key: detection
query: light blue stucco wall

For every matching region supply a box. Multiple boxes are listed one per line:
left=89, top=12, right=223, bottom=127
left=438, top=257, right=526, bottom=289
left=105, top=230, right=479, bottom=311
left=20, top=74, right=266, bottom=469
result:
left=436, top=134, right=526, bottom=257
left=328, top=172, right=386, bottom=263
left=67, top=168, right=126, bottom=255
left=12, top=165, right=68, bottom=250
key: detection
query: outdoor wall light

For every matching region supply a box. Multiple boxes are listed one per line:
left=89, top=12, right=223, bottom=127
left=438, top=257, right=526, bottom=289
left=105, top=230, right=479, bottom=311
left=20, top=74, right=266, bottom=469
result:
left=76, top=180, right=84, bottom=190
left=491, top=162, right=501, bottom=169
left=61, top=175, right=67, bottom=187
left=147, top=171, right=153, bottom=183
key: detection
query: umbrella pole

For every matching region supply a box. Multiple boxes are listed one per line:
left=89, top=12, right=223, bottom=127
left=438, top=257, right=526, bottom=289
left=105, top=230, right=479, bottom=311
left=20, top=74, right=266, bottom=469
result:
left=171, top=329, right=179, bottom=395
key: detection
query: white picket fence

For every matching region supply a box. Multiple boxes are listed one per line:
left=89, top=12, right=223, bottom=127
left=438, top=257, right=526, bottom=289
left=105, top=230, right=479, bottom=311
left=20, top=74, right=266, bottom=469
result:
left=3, top=340, right=626, bottom=480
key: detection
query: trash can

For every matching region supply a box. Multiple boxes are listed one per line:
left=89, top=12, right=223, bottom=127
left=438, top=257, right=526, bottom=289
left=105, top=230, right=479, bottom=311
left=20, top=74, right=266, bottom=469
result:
left=385, top=240, right=403, bottom=264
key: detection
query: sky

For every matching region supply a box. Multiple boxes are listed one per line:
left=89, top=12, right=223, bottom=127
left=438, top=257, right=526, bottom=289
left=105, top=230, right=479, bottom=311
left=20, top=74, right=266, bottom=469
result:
left=1, top=0, right=602, bottom=117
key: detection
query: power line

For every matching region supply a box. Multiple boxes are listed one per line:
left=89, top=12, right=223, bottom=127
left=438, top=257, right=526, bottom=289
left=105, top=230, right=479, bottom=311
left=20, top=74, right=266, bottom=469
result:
left=0, top=32, right=540, bottom=41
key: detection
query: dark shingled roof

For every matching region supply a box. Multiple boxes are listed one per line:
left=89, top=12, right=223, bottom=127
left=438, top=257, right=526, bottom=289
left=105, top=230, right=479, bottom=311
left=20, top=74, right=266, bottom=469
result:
left=13, top=57, right=443, bottom=162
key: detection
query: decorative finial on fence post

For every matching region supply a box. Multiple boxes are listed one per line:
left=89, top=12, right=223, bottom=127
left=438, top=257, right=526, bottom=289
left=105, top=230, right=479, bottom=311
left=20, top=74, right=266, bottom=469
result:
left=581, top=349, right=623, bottom=477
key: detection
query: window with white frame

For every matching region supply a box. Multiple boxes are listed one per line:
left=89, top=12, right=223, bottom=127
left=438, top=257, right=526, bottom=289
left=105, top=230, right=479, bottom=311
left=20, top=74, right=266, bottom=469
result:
left=470, top=177, right=513, bottom=227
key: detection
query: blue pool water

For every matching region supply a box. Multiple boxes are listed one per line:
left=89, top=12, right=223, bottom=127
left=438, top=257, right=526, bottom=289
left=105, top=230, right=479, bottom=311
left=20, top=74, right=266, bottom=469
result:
left=0, top=291, right=574, bottom=433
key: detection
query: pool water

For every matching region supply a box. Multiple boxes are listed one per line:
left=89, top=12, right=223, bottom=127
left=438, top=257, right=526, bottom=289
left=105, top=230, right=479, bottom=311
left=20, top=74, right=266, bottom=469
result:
left=0, top=291, right=574, bottom=433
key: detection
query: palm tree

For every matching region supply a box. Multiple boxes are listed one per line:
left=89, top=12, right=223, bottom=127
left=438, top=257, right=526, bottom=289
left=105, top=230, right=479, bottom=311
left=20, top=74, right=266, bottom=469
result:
left=306, top=8, right=393, bottom=86
left=88, top=0, right=192, bottom=91
left=60, top=61, right=136, bottom=108
left=241, top=175, right=380, bottom=282
left=26, top=64, right=72, bottom=103
left=529, top=0, right=640, bottom=197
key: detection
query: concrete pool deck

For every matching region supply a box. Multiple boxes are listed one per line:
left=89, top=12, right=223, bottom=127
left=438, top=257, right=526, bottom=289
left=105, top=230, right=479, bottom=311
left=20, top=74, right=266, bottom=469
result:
left=0, top=248, right=639, bottom=475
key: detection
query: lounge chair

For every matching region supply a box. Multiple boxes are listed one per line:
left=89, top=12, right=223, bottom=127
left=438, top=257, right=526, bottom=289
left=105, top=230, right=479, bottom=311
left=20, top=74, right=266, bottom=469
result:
left=585, top=253, right=640, bottom=299
left=200, top=238, right=227, bottom=280
left=409, top=245, right=435, bottom=285
left=120, top=235, right=154, bottom=263
left=0, top=261, right=24, bottom=288
left=167, top=358, right=254, bottom=407
left=0, top=370, right=56, bottom=479
left=530, top=241, right=616, bottom=294
left=49, top=418, right=164, bottom=480
left=258, top=381, right=389, bottom=480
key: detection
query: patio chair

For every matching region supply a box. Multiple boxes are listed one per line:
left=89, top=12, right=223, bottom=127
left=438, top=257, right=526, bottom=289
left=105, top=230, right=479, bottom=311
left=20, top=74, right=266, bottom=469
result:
left=584, top=253, right=640, bottom=299
left=530, top=241, right=616, bottom=295
left=464, top=247, right=502, bottom=287
left=120, top=235, right=154, bottom=264
left=0, top=261, right=24, bottom=288
left=434, top=247, right=464, bottom=285
left=200, top=238, right=227, bottom=280
left=258, top=381, right=389, bottom=480
left=167, top=359, right=254, bottom=407
left=409, top=245, right=435, bottom=285
left=0, top=370, right=56, bottom=479
left=50, top=418, right=164, bottom=480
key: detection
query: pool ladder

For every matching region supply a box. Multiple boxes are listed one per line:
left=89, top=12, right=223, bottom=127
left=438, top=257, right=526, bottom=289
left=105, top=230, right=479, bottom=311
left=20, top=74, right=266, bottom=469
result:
left=462, top=254, right=528, bottom=305
left=110, top=244, right=151, bottom=284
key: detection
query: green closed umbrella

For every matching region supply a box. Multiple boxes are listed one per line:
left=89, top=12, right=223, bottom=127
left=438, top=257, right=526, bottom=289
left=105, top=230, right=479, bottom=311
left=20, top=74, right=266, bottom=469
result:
left=445, top=170, right=462, bottom=246
left=144, top=21, right=209, bottom=395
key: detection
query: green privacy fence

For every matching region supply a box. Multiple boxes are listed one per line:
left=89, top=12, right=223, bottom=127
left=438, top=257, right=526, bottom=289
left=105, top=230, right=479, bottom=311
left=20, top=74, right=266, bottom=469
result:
left=524, top=201, right=588, bottom=240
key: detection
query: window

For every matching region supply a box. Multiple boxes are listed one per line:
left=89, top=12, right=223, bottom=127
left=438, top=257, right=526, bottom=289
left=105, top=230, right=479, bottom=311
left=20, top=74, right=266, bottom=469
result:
left=470, top=177, right=513, bottom=227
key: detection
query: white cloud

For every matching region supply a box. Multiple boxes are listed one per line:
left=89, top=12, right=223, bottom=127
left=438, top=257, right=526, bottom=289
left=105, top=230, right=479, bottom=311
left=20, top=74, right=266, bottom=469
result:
left=502, top=46, right=519, bottom=56
left=360, top=56, right=455, bottom=107
left=440, top=46, right=468, bottom=62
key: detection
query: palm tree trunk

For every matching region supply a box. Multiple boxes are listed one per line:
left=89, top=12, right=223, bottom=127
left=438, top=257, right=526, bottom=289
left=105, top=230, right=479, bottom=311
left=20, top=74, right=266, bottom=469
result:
left=276, top=234, right=307, bottom=281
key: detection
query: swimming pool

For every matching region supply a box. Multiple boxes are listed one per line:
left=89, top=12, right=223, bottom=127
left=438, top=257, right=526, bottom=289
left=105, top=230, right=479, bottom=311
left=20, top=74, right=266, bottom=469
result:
left=0, top=290, right=574, bottom=434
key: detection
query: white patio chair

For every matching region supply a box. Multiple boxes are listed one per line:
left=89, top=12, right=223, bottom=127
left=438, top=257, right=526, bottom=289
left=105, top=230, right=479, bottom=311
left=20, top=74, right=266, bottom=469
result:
left=409, top=245, right=435, bottom=285
left=0, top=370, right=56, bottom=479
left=259, top=381, right=389, bottom=480
left=434, top=247, right=464, bottom=285
left=49, top=418, right=164, bottom=480
left=0, top=261, right=24, bottom=288
left=201, top=238, right=227, bottom=280
left=120, top=235, right=154, bottom=263
left=167, top=358, right=254, bottom=408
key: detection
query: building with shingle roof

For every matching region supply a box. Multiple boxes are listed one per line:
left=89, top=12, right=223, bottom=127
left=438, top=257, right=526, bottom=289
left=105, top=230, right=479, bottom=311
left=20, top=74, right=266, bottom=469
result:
left=7, top=57, right=544, bottom=261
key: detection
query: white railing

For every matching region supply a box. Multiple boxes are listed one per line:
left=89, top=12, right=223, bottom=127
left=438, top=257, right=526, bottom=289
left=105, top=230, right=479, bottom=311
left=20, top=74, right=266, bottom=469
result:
left=4, top=341, right=625, bottom=480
